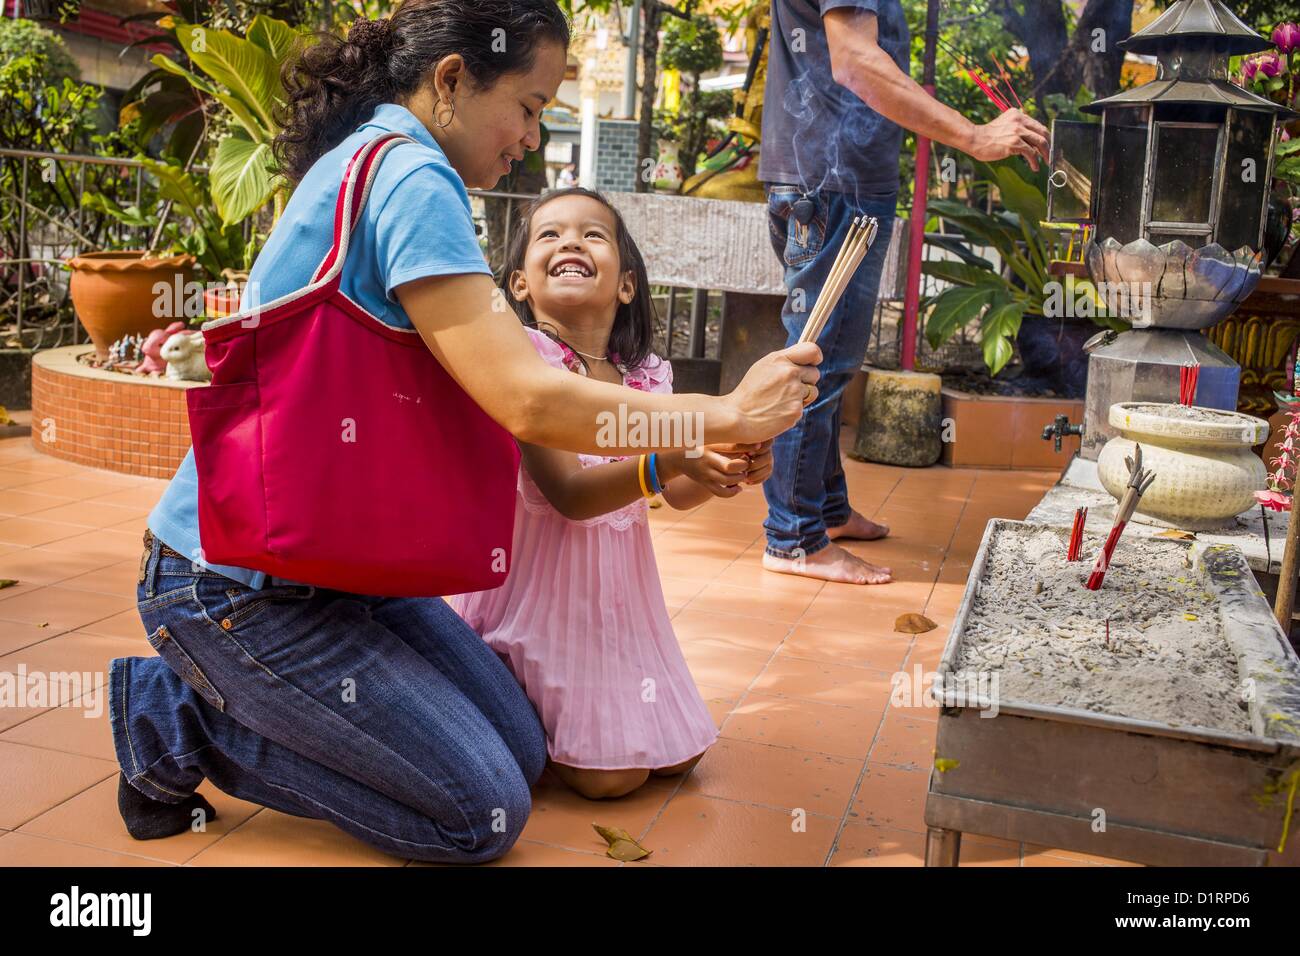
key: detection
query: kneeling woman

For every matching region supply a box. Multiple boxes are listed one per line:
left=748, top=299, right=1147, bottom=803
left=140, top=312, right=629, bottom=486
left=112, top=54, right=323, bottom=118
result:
left=111, top=0, right=821, bottom=864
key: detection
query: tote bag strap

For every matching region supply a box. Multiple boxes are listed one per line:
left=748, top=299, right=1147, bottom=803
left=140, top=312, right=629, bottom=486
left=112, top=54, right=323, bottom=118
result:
left=310, top=132, right=416, bottom=286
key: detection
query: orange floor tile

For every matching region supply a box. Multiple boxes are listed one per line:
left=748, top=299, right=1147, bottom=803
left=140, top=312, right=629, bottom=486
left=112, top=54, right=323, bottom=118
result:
left=0, top=432, right=1176, bottom=866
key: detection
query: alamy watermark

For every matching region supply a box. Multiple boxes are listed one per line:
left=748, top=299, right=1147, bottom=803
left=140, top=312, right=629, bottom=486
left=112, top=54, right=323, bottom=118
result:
left=596, top=403, right=704, bottom=457
left=1043, top=274, right=1152, bottom=324
left=0, top=666, right=104, bottom=717
left=890, top=663, right=1000, bottom=718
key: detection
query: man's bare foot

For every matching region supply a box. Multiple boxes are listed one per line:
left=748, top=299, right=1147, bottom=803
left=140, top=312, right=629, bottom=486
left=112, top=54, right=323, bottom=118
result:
left=763, top=541, right=892, bottom=585
left=827, top=509, right=889, bottom=541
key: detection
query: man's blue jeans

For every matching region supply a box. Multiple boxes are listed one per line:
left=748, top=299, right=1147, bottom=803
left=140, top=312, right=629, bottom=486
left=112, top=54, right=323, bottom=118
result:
left=764, top=184, right=897, bottom=559
left=110, top=534, right=547, bottom=863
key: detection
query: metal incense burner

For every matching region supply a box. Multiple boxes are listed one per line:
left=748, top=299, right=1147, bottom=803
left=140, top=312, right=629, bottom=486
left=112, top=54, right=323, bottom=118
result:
left=1045, top=0, right=1295, bottom=459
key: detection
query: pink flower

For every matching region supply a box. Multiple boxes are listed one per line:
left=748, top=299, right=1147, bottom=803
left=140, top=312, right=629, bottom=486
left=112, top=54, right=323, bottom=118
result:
left=1273, top=23, right=1300, bottom=54
left=1242, top=58, right=1259, bottom=82
left=1255, top=489, right=1292, bottom=511
left=1258, top=52, right=1287, bottom=79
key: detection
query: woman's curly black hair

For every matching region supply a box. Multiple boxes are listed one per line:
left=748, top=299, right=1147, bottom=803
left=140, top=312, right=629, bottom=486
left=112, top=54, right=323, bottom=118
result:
left=501, top=187, right=657, bottom=375
left=273, top=0, right=570, bottom=183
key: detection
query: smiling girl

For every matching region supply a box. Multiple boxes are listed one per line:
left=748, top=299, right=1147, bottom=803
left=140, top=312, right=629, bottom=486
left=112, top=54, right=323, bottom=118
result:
left=451, top=189, right=771, bottom=799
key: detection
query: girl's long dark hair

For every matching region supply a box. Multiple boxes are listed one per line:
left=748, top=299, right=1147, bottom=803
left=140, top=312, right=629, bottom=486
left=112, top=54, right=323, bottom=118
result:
left=274, top=0, right=570, bottom=184
left=502, top=187, right=657, bottom=374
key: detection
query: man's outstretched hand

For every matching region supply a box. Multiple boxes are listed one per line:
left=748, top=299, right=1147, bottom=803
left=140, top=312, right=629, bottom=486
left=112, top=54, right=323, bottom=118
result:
left=968, top=108, right=1050, bottom=171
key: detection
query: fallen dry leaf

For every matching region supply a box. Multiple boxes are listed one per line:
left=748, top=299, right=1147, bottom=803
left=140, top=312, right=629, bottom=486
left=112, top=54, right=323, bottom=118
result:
left=894, top=612, right=937, bottom=634
left=1155, top=529, right=1196, bottom=540
left=592, top=823, right=651, bottom=861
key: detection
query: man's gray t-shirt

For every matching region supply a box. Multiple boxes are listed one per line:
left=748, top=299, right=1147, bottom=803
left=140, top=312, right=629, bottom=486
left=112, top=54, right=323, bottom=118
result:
left=759, top=0, right=910, bottom=197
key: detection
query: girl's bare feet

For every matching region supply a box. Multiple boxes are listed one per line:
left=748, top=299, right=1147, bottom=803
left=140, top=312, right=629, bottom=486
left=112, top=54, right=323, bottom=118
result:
left=763, top=541, right=892, bottom=585
left=550, top=761, right=650, bottom=799
left=827, top=509, right=889, bottom=541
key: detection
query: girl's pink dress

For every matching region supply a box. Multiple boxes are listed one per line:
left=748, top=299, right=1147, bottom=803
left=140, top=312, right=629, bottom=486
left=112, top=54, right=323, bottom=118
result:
left=448, top=328, right=718, bottom=770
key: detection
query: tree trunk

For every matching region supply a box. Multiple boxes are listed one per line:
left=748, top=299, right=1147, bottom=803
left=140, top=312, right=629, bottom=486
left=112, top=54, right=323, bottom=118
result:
left=636, top=5, right=663, bottom=193
left=994, top=0, right=1133, bottom=111
left=681, top=72, right=703, bottom=178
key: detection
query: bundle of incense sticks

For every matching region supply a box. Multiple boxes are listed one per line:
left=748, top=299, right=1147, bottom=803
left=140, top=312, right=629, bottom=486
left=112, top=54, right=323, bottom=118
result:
left=798, top=216, right=879, bottom=346
left=1066, top=506, right=1087, bottom=561
left=937, top=38, right=1025, bottom=115
left=1179, top=362, right=1200, bottom=406
left=1086, top=444, right=1157, bottom=591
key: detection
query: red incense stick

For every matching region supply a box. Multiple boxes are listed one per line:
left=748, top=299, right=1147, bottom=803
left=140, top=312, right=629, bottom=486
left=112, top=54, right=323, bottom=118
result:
left=1086, top=522, right=1126, bottom=589
left=990, top=53, right=1025, bottom=110
left=966, top=69, right=1010, bottom=112
left=1179, top=362, right=1200, bottom=406
left=1086, top=445, right=1157, bottom=590
left=1067, top=506, right=1087, bottom=561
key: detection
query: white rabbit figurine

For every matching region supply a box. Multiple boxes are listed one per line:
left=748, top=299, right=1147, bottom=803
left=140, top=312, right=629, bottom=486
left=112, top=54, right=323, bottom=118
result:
left=161, top=330, right=211, bottom=382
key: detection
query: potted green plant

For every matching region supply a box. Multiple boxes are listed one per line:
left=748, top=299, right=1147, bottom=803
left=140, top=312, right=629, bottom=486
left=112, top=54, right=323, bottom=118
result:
left=922, top=158, right=1126, bottom=395
left=69, top=12, right=308, bottom=348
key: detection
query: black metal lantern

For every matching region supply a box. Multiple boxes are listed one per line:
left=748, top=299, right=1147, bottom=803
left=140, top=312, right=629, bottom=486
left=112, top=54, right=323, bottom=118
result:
left=1044, top=0, right=1296, bottom=458
left=1082, top=0, right=1285, bottom=250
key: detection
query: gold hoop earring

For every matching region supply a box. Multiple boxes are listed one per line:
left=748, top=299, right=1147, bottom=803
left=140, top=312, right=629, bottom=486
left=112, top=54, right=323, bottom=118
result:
left=433, top=99, right=456, bottom=129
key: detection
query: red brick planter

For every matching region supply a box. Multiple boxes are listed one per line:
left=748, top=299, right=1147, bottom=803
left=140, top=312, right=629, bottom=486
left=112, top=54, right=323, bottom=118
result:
left=941, top=387, right=1083, bottom=470
left=30, top=346, right=200, bottom=479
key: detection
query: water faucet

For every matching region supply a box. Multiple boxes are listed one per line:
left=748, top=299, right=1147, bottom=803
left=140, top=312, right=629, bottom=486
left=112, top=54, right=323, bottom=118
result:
left=1042, top=414, right=1084, bottom=453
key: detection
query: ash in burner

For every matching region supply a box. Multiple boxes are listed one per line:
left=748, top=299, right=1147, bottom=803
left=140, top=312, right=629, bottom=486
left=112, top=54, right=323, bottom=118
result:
left=957, top=526, right=1249, bottom=733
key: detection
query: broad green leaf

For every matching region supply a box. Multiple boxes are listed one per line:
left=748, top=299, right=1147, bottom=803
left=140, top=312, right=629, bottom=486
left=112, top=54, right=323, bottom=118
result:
left=246, top=15, right=303, bottom=62
left=1276, top=155, right=1300, bottom=179
left=921, top=259, right=1003, bottom=288
left=138, top=156, right=207, bottom=220
left=924, top=234, right=996, bottom=271
left=150, top=53, right=218, bottom=98
left=979, top=300, right=1026, bottom=376
left=177, top=24, right=280, bottom=134
left=210, top=134, right=277, bottom=228
left=1276, top=137, right=1300, bottom=157
left=928, top=198, right=1022, bottom=258
left=924, top=285, right=994, bottom=349
left=121, top=88, right=201, bottom=140
left=81, top=192, right=152, bottom=228
left=151, top=52, right=267, bottom=141
left=983, top=334, right=1014, bottom=376
left=991, top=165, right=1047, bottom=225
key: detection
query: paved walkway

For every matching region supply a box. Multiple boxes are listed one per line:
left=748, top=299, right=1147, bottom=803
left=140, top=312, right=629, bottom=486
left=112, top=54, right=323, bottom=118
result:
left=0, top=433, right=1232, bottom=866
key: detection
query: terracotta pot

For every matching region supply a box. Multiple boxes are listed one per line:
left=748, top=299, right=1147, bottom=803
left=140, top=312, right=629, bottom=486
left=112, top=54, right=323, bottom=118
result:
left=203, top=285, right=243, bottom=319
left=67, top=251, right=198, bottom=359
left=1098, top=402, right=1269, bottom=530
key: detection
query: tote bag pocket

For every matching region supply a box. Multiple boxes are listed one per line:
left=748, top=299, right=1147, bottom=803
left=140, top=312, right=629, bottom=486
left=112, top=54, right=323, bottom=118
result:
left=188, top=381, right=268, bottom=569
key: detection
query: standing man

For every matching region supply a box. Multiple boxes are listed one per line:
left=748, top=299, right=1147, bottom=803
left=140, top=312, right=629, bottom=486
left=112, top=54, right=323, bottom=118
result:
left=759, top=1, right=1048, bottom=585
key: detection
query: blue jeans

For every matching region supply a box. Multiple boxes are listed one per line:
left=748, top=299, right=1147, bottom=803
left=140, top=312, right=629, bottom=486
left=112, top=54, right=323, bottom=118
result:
left=764, top=184, right=897, bottom=559
left=110, top=533, right=547, bottom=863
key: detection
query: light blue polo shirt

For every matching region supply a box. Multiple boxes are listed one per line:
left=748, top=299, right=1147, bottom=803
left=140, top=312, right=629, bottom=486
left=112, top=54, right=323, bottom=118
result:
left=148, top=103, right=492, bottom=589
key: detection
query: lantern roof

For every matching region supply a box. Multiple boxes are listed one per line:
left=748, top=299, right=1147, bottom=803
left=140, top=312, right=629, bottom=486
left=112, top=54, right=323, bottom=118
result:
left=1117, top=0, right=1271, bottom=56
left=1082, top=77, right=1296, bottom=115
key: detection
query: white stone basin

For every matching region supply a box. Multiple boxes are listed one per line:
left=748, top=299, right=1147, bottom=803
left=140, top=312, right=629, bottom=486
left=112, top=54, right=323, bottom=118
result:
left=1097, top=402, right=1269, bottom=530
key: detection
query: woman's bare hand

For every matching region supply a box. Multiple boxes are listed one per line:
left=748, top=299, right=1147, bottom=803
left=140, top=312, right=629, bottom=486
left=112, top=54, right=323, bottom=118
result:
left=724, top=343, right=822, bottom=445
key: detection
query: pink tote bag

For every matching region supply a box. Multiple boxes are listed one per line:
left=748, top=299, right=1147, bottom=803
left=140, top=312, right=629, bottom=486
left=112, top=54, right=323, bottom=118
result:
left=188, top=133, right=520, bottom=597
